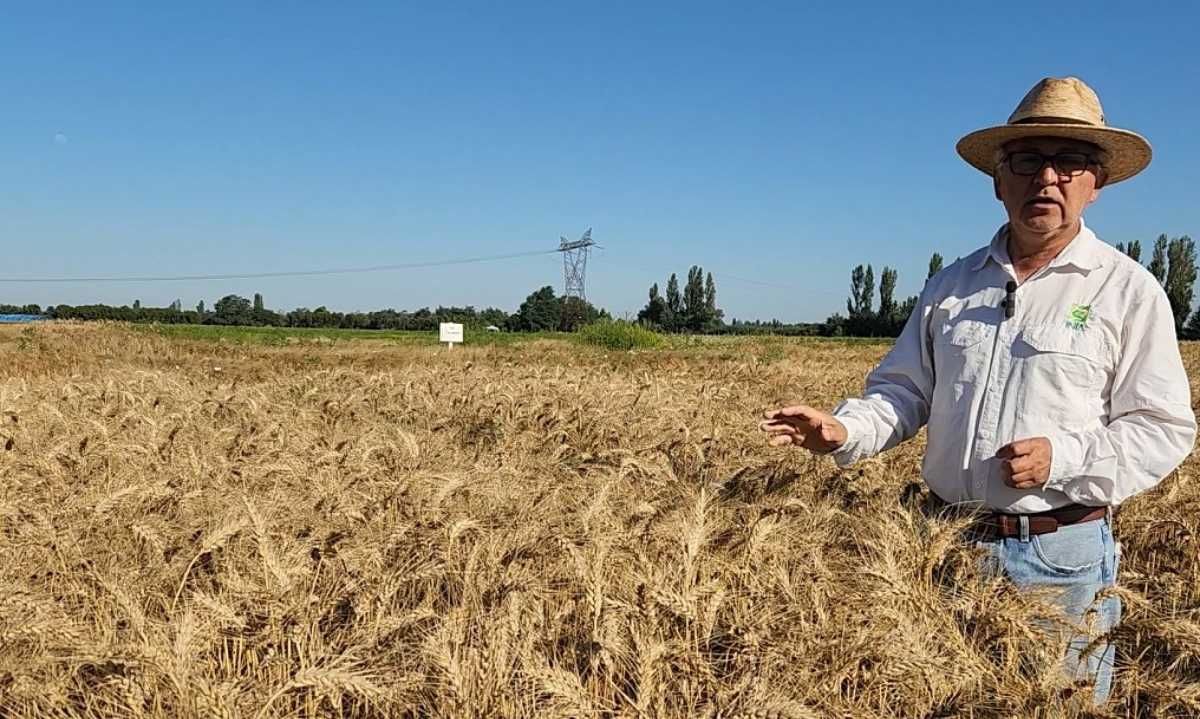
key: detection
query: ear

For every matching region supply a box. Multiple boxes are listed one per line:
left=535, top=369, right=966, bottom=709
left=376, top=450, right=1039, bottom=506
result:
left=993, top=174, right=1002, bottom=201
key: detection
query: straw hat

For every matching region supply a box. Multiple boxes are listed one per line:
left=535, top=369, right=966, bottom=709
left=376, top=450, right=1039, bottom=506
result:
left=956, top=76, right=1151, bottom=185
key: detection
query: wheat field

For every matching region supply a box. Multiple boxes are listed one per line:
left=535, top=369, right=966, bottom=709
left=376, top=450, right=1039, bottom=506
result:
left=1, top=323, right=1197, bottom=718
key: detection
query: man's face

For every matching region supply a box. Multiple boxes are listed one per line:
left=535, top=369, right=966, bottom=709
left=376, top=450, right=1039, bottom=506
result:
left=994, top=136, right=1105, bottom=237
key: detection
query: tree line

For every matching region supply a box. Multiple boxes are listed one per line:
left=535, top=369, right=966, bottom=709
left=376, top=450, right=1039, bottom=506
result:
left=817, top=253, right=944, bottom=337
left=45, top=287, right=607, bottom=333
left=13, top=232, right=1199, bottom=337
left=636, top=265, right=724, bottom=332
left=0, top=304, right=45, bottom=316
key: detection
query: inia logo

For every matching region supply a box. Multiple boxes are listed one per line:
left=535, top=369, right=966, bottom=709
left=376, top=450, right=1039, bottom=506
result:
left=1066, top=304, right=1092, bottom=331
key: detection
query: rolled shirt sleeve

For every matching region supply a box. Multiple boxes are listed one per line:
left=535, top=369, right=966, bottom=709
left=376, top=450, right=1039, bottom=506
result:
left=831, top=287, right=936, bottom=467
left=1045, top=287, right=1197, bottom=506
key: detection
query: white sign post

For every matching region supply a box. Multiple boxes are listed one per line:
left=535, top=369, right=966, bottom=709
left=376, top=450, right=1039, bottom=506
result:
left=439, top=322, right=464, bottom=349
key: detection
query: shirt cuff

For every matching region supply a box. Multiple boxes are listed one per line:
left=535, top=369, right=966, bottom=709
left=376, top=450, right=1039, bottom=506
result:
left=829, top=409, right=870, bottom=468
left=1044, top=432, right=1083, bottom=492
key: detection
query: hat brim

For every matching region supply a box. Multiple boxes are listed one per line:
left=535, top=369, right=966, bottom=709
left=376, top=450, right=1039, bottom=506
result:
left=956, top=123, right=1152, bottom=185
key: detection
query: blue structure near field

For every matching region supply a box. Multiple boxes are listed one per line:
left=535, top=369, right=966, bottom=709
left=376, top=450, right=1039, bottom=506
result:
left=0, top=314, right=46, bottom=323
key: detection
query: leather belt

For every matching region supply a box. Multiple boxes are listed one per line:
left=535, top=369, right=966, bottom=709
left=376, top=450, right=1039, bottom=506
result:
left=928, top=493, right=1109, bottom=540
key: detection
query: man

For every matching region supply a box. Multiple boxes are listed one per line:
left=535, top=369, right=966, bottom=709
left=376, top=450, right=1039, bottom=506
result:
left=759, top=77, right=1196, bottom=704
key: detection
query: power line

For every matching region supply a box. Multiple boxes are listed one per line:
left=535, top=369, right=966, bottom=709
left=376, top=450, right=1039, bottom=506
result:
left=0, top=248, right=561, bottom=283
left=590, top=248, right=806, bottom=292
left=1, top=242, right=805, bottom=294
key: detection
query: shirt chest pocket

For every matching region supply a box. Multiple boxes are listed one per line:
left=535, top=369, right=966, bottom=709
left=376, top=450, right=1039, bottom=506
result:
left=1014, top=325, right=1107, bottom=399
left=932, top=320, right=993, bottom=406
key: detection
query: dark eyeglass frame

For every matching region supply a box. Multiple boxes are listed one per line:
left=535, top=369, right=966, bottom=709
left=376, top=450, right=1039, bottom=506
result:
left=1003, top=151, right=1100, bottom=178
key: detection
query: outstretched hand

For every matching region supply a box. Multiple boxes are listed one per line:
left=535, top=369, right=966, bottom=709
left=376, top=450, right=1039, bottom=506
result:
left=759, top=404, right=848, bottom=454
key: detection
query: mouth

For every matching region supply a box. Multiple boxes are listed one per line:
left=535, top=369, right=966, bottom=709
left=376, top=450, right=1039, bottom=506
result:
left=1024, top=197, right=1062, bottom=210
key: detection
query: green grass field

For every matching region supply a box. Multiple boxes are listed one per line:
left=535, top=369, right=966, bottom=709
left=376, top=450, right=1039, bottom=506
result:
left=129, top=321, right=895, bottom=350
left=133, top=323, right=555, bottom=347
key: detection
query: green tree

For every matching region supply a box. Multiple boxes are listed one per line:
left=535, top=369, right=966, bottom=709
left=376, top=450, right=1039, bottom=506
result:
left=1148, top=234, right=1168, bottom=284
left=1186, top=301, right=1200, bottom=340
left=703, top=272, right=723, bottom=330
left=927, top=253, right=943, bottom=280
left=196, top=300, right=206, bottom=315
left=878, top=266, right=898, bottom=333
left=508, top=286, right=561, bottom=332
left=824, top=313, right=846, bottom=337
left=1165, top=236, right=1197, bottom=334
left=479, top=307, right=509, bottom=328
left=847, top=266, right=862, bottom=323
left=1, top=303, right=42, bottom=315
left=862, top=265, right=875, bottom=317
left=682, top=266, right=708, bottom=332
left=1116, top=240, right=1143, bottom=263
left=665, top=274, right=682, bottom=330
left=846, top=264, right=875, bottom=335
left=248, top=292, right=280, bottom=326
left=637, top=282, right=670, bottom=329
left=310, top=306, right=336, bottom=327
left=847, top=265, right=866, bottom=316
left=559, top=296, right=602, bottom=331
left=213, top=295, right=254, bottom=326
left=133, top=299, right=141, bottom=310
left=898, top=295, right=918, bottom=330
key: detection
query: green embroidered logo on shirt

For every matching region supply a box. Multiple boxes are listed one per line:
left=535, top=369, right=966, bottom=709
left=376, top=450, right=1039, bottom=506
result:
left=1066, top=304, right=1092, bottom=330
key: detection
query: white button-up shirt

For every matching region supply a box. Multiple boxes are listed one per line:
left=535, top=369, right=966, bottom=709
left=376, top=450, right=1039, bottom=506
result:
left=832, top=220, right=1196, bottom=512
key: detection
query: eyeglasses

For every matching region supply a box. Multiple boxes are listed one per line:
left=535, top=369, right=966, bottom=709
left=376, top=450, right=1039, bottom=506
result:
left=1004, top=151, right=1098, bottom=177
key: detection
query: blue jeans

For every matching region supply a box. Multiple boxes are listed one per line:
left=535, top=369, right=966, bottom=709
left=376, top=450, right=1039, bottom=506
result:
left=974, top=516, right=1121, bottom=705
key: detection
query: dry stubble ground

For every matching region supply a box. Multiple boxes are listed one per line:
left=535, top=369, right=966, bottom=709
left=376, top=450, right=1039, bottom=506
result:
left=1, top=323, right=1198, bottom=718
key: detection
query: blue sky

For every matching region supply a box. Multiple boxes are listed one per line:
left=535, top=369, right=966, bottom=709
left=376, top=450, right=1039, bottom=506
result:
left=2, top=2, right=1197, bottom=322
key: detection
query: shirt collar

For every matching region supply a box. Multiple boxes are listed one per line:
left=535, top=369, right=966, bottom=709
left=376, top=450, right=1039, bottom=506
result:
left=970, top=219, right=1106, bottom=274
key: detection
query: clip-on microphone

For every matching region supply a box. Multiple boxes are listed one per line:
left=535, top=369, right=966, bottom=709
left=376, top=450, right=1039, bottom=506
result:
left=1003, top=280, right=1017, bottom=319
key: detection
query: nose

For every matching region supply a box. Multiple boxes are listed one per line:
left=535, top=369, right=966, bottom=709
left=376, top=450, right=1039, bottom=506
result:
left=1034, top=161, right=1060, bottom=186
